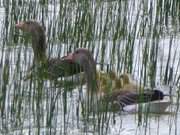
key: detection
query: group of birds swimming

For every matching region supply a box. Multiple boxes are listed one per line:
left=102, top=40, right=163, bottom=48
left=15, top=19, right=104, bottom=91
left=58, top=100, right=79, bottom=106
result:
left=15, top=20, right=170, bottom=113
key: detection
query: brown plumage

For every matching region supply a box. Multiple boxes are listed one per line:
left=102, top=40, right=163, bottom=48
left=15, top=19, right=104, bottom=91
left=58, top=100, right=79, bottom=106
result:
left=64, top=48, right=165, bottom=109
left=16, top=21, right=82, bottom=80
left=119, top=73, right=139, bottom=90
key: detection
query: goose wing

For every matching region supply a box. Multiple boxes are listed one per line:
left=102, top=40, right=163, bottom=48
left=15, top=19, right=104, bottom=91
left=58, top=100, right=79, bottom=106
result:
left=116, top=90, right=163, bottom=107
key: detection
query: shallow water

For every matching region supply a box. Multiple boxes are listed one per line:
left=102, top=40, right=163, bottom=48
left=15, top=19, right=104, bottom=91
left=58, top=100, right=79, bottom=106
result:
left=0, top=0, right=180, bottom=135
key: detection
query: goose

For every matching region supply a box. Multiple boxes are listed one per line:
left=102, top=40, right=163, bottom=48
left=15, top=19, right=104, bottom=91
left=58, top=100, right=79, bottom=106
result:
left=63, top=48, right=167, bottom=111
left=119, top=73, right=139, bottom=90
left=15, top=21, right=82, bottom=80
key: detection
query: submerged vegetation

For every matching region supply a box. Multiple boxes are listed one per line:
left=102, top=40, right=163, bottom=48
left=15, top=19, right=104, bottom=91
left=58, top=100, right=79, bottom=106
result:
left=0, top=0, right=180, bottom=134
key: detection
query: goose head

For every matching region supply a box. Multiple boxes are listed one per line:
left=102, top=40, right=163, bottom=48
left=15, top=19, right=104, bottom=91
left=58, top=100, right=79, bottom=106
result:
left=16, top=21, right=44, bottom=34
left=65, top=48, right=97, bottom=92
left=16, top=21, right=46, bottom=63
left=151, top=89, right=164, bottom=100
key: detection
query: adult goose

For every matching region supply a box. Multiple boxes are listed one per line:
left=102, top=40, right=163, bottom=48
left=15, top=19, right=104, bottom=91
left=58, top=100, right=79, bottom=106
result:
left=64, top=48, right=167, bottom=110
left=15, top=21, right=82, bottom=80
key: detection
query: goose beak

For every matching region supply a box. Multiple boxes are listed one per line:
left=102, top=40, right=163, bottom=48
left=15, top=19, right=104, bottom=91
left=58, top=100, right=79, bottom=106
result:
left=62, top=53, right=74, bottom=62
left=15, top=22, right=25, bottom=29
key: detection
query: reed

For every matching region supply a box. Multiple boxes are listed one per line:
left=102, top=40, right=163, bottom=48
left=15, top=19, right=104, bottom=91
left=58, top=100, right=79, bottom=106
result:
left=0, top=0, right=179, bottom=134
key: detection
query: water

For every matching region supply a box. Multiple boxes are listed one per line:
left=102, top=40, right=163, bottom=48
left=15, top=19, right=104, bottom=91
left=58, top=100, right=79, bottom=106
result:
left=0, top=0, right=180, bottom=134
